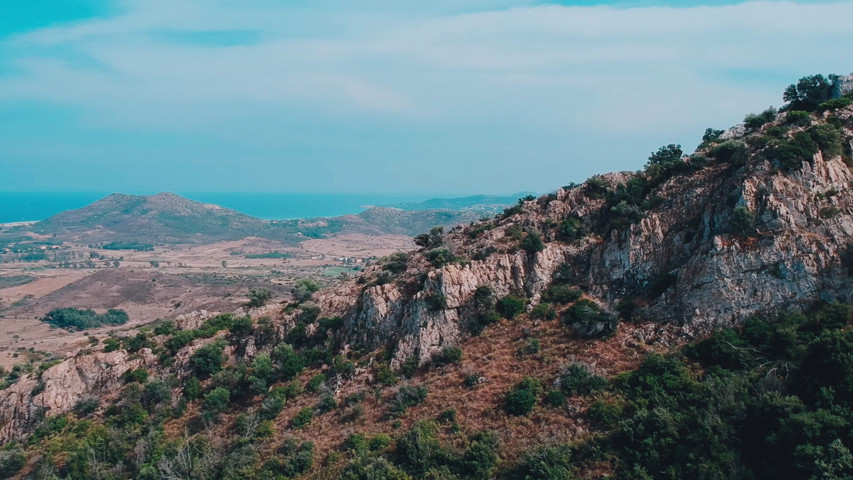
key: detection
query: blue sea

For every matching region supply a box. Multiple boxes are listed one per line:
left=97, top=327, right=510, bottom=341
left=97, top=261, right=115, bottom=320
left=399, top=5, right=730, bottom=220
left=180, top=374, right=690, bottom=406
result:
left=0, top=192, right=440, bottom=223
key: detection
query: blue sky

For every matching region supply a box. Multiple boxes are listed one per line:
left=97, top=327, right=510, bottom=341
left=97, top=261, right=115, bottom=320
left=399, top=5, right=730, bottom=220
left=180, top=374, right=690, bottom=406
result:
left=1, top=0, right=852, bottom=194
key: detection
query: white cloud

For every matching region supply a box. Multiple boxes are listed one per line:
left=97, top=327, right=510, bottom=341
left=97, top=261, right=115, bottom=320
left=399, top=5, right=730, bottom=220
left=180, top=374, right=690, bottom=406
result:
left=1, top=0, right=852, bottom=192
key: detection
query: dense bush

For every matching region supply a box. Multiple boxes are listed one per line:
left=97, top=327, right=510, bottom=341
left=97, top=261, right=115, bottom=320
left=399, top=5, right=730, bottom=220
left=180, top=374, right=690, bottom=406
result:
left=293, top=278, right=321, bottom=302
left=772, top=131, right=819, bottom=171
left=414, top=226, right=444, bottom=249
left=784, top=74, right=834, bottom=111
left=785, top=110, right=812, bottom=126
left=0, top=450, right=26, bottom=479
left=541, top=285, right=582, bottom=305
left=291, top=407, right=314, bottom=429
left=503, top=376, right=542, bottom=416
left=42, top=308, right=129, bottom=330
left=809, top=123, right=844, bottom=158
left=556, top=217, right=586, bottom=242
left=425, top=247, right=454, bottom=268
left=731, top=206, right=757, bottom=237
left=818, top=96, right=853, bottom=112
left=560, top=363, right=607, bottom=396
left=743, top=107, right=777, bottom=130
left=711, top=140, right=749, bottom=166
left=520, top=232, right=545, bottom=254
left=507, top=444, right=573, bottom=480
left=389, top=385, right=428, bottom=417
left=497, top=294, right=526, bottom=319
left=562, top=300, right=619, bottom=339
left=381, top=252, right=410, bottom=274
left=246, top=287, right=272, bottom=308
left=431, top=346, right=462, bottom=366
left=598, top=301, right=853, bottom=479
left=189, top=340, right=227, bottom=376
left=202, top=387, right=231, bottom=415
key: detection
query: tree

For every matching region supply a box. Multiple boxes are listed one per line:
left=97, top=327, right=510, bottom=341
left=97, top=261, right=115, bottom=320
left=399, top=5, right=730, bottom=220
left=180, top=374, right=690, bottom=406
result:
left=247, top=287, right=272, bottom=308
left=414, top=226, right=444, bottom=249
left=783, top=74, right=834, bottom=111
left=190, top=340, right=227, bottom=376
left=293, top=278, right=320, bottom=302
left=521, top=232, right=544, bottom=254
left=202, top=387, right=230, bottom=414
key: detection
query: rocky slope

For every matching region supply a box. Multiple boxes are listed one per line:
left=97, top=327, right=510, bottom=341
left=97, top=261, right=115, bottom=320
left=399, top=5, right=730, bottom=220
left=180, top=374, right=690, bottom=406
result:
left=0, top=85, right=852, bottom=452
left=315, top=103, right=853, bottom=367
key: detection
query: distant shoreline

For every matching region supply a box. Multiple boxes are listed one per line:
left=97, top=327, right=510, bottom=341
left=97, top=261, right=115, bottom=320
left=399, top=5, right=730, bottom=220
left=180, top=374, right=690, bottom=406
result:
left=0, top=221, right=38, bottom=228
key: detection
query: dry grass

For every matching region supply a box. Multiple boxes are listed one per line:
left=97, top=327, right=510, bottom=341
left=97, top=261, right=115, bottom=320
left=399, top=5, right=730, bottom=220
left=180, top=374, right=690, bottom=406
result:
left=159, top=311, right=677, bottom=477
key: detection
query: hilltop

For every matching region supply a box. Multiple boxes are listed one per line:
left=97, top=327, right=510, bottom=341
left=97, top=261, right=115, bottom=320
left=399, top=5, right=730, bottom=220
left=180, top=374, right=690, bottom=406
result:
left=0, top=73, right=851, bottom=479
left=20, top=192, right=496, bottom=245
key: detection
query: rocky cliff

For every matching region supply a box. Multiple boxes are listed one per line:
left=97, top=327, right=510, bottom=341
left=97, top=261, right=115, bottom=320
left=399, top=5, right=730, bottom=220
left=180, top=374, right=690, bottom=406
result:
left=316, top=104, right=853, bottom=367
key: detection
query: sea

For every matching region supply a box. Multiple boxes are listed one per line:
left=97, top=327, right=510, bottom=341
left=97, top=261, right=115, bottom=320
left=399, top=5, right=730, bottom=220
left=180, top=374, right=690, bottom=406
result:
left=0, top=192, right=440, bottom=224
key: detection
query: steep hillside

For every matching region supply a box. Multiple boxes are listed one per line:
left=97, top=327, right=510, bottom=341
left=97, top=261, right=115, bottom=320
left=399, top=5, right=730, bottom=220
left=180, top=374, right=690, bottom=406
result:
left=0, top=74, right=852, bottom=480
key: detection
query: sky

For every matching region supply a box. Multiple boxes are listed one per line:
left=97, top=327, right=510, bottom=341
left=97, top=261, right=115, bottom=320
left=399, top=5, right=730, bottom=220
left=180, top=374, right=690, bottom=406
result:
left=0, top=0, right=852, bottom=195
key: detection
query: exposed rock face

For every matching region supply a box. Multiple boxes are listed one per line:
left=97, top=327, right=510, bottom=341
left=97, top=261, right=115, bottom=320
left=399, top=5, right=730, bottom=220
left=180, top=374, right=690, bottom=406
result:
left=0, top=349, right=157, bottom=442
left=317, top=107, right=853, bottom=367
left=833, top=73, right=853, bottom=99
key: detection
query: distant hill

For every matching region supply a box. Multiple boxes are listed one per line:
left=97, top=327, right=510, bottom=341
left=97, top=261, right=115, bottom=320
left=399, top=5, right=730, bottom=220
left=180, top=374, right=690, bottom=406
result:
left=24, top=192, right=492, bottom=244
left=386, top=193, right=534, bottom=211
left=31, top=192, right=276, bottom=244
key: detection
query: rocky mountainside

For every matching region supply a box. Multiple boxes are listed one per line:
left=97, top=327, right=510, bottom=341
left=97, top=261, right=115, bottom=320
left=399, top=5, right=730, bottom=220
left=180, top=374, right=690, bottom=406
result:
left=0, top=75, right=852, bottom=479
left=317, top=101, right=853, bottom=368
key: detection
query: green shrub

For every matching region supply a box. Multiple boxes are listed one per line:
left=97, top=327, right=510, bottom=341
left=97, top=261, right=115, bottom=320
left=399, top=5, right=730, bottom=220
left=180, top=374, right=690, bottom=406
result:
left=431, top=346, right=462, bottom=366
left=202, top=387, right=231, bottom=414
left=530, top=303, right=556, bottom=320
left=774, top=131, right=819, bottom=171
left=73, top=397, right=99, bottom=417
left=542, top=285, right=582, bottom=305
left=247, top=287, right=272, bottom=308
left=702, top=128, right=724, bottom=143
left=153, top=320, right=177, bottom=336
left=306, top=373, right=326, bottom=392
left=381, top=252, right=410, bottom=274
left=184, top=377, right=202, bottom=400
left=711, top=140, right=749, bottom=166
left=562, top=300, right=619, bottom=339
left=731, top=206, right=757, bottom=236
left=544, top=389, right=566, bottom=408
left=293, top=278, right=321, bottom=302
left=503, top=376, right=542, bottom=416
left=744, top=107, right=777, bottom=130
left=809, top=124, right=843, bottom=158
left=818, top=97, right=853, bottom=112
left=103, top=337, right=121, bottom=352
left=424, top=291, right=447, bottom=311
left=784, top=74, right=833, bottom=111
left=521, top=232, right=545, bottom=254
left=556, top=217, right=586, bottom=242
left=560, top=363, right=607, bottom=396
left=291, top=407, right=314, bottom=429
left=588, top=397, right=624, bottom=429
left=414, top=226, right=444, bottom=249
left=508, top=444, right=573, bottom=480
left=785, top=110, right=812, bottom=126
left=497, top=295, right=526, bottom=319
left=0, top=450, right=26, bottom=479
left=389, top=385, right=428, bottom=417
left=189, top=340, right=227, bottom=376
left=425, top=248, right=453, bottom=268
left=42, top=308, right=129, bottom=331
left=521, top=338, right=542, bottom=356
